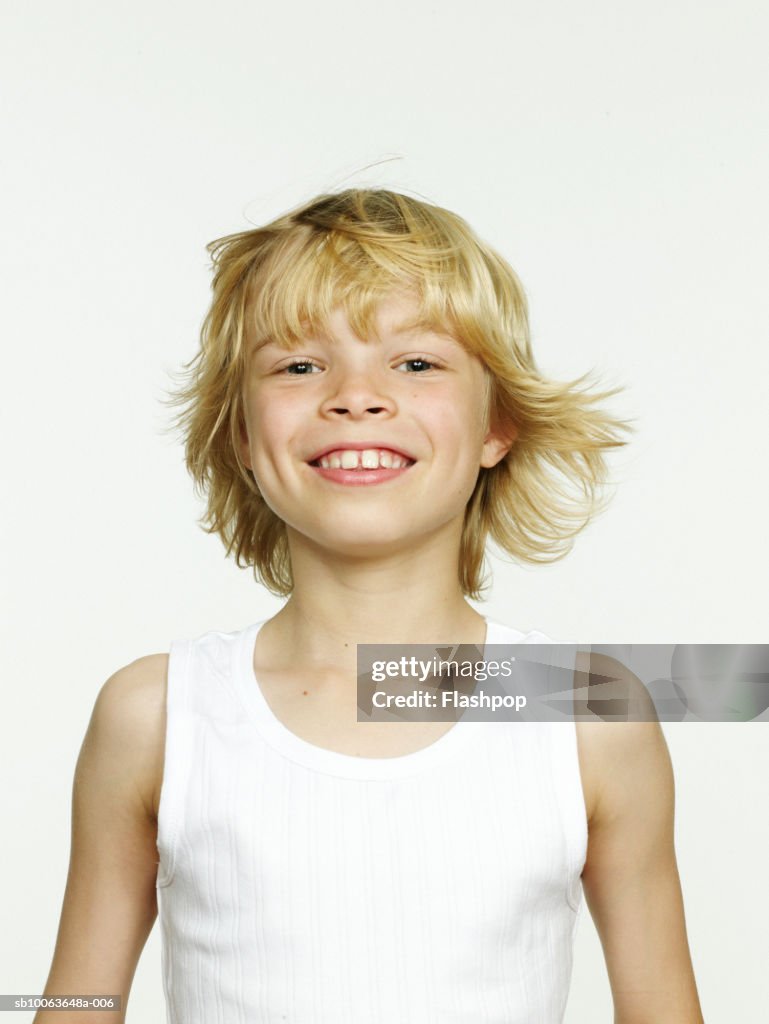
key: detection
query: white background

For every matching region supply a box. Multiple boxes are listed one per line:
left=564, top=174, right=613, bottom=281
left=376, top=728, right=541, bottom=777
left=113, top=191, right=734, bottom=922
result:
left=2, top=1, right=768, bottom=1020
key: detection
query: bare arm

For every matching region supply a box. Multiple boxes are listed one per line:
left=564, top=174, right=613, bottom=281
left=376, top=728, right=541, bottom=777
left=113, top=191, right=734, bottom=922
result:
left=577, top=657, right=704, bottom=1023
left=33, top=654, right=168, bottom=1024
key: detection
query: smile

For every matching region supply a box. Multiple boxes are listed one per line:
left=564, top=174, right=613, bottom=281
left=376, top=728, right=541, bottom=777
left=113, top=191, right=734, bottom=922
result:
left=307, top=448, right=416, bottom=486
left=310, top=448, right=414, bottom=470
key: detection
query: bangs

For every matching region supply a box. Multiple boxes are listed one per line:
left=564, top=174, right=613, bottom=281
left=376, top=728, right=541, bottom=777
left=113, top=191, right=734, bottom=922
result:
left=242, top=195, right=498, bottom=362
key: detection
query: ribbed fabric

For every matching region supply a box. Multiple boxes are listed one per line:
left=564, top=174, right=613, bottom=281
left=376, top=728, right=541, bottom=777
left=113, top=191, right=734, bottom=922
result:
left=156, top=618, right=588, bottom=1024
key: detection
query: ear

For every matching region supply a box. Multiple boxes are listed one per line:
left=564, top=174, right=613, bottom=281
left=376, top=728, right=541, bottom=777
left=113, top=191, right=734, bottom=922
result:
left=480, top=420, right=517, bottom=469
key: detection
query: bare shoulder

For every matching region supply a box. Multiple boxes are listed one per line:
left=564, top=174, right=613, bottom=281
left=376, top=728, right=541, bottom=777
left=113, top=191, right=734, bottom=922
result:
left=573, top=652, right=669, bottom=827
left=89, top=653, right=169, bottom=822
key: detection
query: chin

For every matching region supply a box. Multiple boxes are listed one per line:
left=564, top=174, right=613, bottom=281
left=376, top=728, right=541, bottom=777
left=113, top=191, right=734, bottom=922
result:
left=308, top=526, right=421, bottom=559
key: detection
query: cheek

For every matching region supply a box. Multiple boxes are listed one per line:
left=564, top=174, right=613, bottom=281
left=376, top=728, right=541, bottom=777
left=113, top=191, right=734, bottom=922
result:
left=247, top=392, right=292, bottom=449
left=432, top=396, right=486, bottom=457
left=246, top=398, right=305, bottom=494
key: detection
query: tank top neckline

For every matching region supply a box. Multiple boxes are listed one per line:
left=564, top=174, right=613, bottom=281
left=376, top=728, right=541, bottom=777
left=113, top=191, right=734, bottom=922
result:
left=232, top=617, right=520, bottom=780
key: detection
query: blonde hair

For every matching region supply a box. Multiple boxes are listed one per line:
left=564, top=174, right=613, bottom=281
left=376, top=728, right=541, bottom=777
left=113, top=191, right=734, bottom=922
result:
left=162, top=188, right=635, bottom=599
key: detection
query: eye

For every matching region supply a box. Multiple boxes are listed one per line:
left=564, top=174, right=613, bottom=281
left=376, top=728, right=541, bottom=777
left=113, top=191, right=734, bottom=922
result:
left=396, top=356, right=443, bottom=373
left=280, top=358, right=322, bottom=375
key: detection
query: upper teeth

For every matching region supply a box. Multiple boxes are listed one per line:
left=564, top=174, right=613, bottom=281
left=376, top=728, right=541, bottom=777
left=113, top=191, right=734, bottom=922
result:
left=316, top=448, right=411, bottom=470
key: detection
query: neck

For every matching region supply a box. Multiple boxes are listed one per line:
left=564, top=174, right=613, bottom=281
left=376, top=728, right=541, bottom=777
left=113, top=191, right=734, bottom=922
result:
left=257, top=524, right=490, bottom=671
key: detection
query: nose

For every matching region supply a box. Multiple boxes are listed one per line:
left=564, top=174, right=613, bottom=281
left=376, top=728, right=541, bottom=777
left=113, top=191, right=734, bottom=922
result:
left=319, top=365, right=397, bottom=419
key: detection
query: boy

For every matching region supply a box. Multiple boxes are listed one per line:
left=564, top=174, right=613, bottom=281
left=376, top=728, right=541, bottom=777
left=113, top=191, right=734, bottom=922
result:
left=35, top=188, right=704, bottom=1022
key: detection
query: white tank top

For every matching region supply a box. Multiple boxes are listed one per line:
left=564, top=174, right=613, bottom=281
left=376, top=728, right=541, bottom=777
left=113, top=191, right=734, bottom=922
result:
left=155, top=618, right=588, bottom=1024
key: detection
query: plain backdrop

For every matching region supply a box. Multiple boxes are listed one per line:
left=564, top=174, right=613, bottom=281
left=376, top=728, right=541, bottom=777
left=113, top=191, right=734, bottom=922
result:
left=2, top=1, right=767, bottom=1021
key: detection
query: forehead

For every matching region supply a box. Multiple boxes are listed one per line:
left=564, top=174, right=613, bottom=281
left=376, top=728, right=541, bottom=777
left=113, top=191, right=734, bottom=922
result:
left=318, top=292, right=455, bottom=342
left=250, top=288, right=464, bottom=356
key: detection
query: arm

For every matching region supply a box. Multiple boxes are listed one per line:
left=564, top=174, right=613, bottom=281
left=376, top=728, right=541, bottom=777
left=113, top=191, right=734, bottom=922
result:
left=577, top=656, right=705, bottom=1024
left=33, top=655, right=168, bottom=1024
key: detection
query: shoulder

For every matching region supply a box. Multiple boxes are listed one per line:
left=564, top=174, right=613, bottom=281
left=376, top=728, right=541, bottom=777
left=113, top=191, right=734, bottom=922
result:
left=97, top=652, right=169, bottom=710
left=89, top=653, right=169, bottom=822
left=573, top=652, right=671, bottom=829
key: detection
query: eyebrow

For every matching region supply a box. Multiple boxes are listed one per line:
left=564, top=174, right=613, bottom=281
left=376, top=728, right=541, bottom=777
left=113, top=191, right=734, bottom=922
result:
left=390, top=322, right=462, bottom=347
left=250, top=320, right=457, bottom=357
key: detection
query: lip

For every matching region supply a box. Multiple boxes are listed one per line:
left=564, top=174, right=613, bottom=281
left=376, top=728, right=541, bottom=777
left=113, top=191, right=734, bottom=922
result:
left=309, top=463, right=414, bottom=486
left=306, top=441, right=417, bottom=465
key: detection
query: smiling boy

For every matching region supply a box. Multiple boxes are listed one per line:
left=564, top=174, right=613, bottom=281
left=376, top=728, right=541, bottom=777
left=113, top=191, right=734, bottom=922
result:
left=35, top=188, right=704, bottom=1023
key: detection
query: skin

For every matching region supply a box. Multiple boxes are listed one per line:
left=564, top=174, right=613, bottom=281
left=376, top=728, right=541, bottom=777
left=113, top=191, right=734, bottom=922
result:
left=237, top=289, right=514, bottom=662
left=573, top=659, right=705, bottom=1022
left=34, top=291, right=704, bottom=1022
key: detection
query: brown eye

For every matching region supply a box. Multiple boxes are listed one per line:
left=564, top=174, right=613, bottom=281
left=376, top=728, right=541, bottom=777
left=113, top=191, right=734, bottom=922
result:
left=397, top=357, right=441, bottom=373
left=282, top=359, right=321, bottom=375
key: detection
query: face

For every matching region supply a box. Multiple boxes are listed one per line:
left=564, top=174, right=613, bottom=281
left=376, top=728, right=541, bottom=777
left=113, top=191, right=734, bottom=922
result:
left=238, top=291, right=515, bottom=560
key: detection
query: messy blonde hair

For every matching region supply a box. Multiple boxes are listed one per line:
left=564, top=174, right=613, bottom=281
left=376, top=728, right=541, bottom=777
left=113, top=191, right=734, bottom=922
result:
left=162, top=188, right=635, bottom=599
